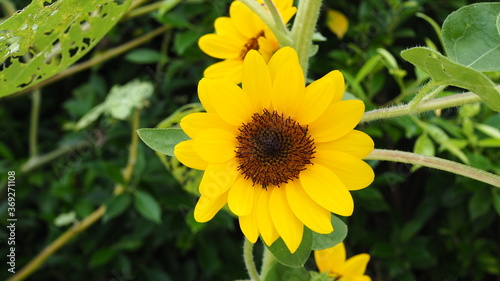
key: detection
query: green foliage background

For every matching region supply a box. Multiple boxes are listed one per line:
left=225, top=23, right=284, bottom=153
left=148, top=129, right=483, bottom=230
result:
left=1, top=0, right=499, bottom=280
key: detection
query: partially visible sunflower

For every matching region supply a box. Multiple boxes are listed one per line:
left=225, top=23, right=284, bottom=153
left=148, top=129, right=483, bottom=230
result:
left=314, top=242, right=371, bottom=281
left=198, top=0, right=296, bottom=84
left=174, top=47, right=374, bottom=253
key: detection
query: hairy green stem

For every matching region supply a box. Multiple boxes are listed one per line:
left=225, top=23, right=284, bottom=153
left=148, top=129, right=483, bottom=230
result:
left=243, top=238, right=261, bottom=281
left=290, top=0, right=322, bottom=76
left=13, top=25, right=170, bottom=97
left=366, top=149, right=500, bottom=187
left=361, top=92, right=482, bottom=124
left=260, top=246, right=277, bottom=280
left=409, top=81, right=439, bottom=110
left=263, top=0, right=288, bottom=35
left=239, top=0, right=292, bottom=46
left=122, top=1, right=166, bottom=20
left=29, top=90, right=41, bottom=157
left=20, top=142, right=89, bottom=173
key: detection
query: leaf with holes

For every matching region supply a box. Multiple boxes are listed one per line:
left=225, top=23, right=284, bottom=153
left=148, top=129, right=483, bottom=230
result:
left=401, top=47, right=500, bottom=112
left=0, top=0, right=132, bottom=97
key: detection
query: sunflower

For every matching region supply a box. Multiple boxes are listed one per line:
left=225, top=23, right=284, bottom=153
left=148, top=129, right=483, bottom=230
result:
left=314, top=242, right=371, bottom=281
left=198, top=0, right=296, bottom=84
left=174, top=47, right=374, bottom=253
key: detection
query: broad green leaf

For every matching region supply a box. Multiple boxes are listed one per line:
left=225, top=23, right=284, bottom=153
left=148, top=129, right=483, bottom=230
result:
left=442, top=3, right=500, bottom=71
left=478, top=138, right=500, bottom=148
left=75, top=80, right=154, bottom=129
left=263, top=262, right=310, bottom=281
left=0, top=0, right=133, bottom=97
left=311, top=215, right=348, bottom=250
left=134, top=190, right=162, bottom=224
left=267, top=227, right=312, bottom=268
left=401, top=47, right=500, bottom=112
left=137, top=128, right=190, bottom=156
left=475, top=124, right=500, bottom=139
left=104, top=194, right=131, bottom=223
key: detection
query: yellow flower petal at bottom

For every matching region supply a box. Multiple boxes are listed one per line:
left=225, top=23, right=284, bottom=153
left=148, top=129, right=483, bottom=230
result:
left=243, top=50, right=272, bottom=112
left=174, top=140, right=208, bottom=170
left=343, top=253, right=371, bottom=277
left=315, top=150, right=374, bottom=190
left=194, top=191, right=229, bottom=222
left=300, top=164, right=354, bottom=216
left=316, top=130, right=374, bottom=159
left=239, top=188, right=263, bottom=243
left=270, top=186, right=304, bottom=253
left=344, top=276, right=371, bottom=281
left=203, top=59, right=244, bottom=84
left=257, top=189, right=279, bottom=246
left=309, top=100, right=365, bottom=143
left=314, top=242, right=346, bottom=274
left=286, top=180, right=333, bottom=234
left=193, top=128, right=237, bottom=163
left=198, top=159, right=239, bottom=198
left=198, top=33, right=244, bottom=59
left=228, top=176, right=256, bottom=216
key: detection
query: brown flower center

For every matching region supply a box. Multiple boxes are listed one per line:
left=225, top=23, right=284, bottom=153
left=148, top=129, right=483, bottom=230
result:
left=235, top=109, right=316, bottom=188
left=240, top=31, right=265, bottom=59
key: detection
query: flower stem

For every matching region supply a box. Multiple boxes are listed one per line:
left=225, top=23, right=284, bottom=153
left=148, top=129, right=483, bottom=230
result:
left=239, top=0, right=292, bottom=46
left=360, top=92, right=482, bottom=124
left=365, top=149, right=500, bottom=187
left=263, top=0, right=288, bottom=35
left=29, top=89, right=41, bottom=157
left=290, top=0, right=322, bottom=76
left=243, top=238, right=261, bottom=281
left=260, top=246, right=278, bottom=280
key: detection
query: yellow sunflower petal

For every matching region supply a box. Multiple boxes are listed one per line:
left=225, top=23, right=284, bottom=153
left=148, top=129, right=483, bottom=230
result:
left=243, top=50, right=272, bottom=112
left=198, top=158, right=239, bottom=198
left=346, top=276, right=372, bottom=281
left=214, top=17, right=246, bottom=42
left=314, top=242, right=346, bottom=273
left=174, top=140, right=208, bottom=170
left=270, top=186, right=304, bottom=253
left=309, top=100, right=365, bottom=143
left=228, top=176, right=256, bottom=216
left=198, top=78, right=216, bottom=113
left=257, top=36, right=276, bottom=62
left=203, top=59, right=244, bottom=84
left=315, top=150, right=374, bottom=191
left=316, top=130, right=374, bottom=159
left=193, top=128, right=237, bottom=163
left=271, top=60, right=304, bottom=117
left=230, top=1, right=264, bottom=38
left=343, top=253, right=370, bottom=276
left=267, top=46, right=299, bottom=82
left=300, top=164, right=354, bottom=216
left=295, top=70, right=344, bottom=125
left=180, top=112, right=236, bottom=139
left=257, top=189, right=279, bottom=246
left=280, top=7, right=297, bottom=23
left=239, top=188, right=263, bottom=243
left=198, top=33, right=243, bottom=59
left=286, top=180, right=333, bottom=234
left=194, top=191, right=228, bottom=222
left=201, top=78, right=253, bottom=126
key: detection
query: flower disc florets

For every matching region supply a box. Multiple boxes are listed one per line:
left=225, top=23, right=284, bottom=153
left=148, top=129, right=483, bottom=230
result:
left=236, top=109, right=315, bottom=187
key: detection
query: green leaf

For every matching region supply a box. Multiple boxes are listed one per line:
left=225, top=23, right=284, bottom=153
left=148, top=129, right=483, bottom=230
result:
left=412, top=134, right=435, bottom=172
left=442, top=3, right=500, bottom=72
left=174, top=30, right=202, bottom=55
left=137, top=128, right=190, bottom=156
left=104, top=194, right=131, bottom=223
left=401, top=47, right=500, bottom=112
left=263, top=263, right=310, bottom=281
left=468, top=189, right=491, bottom=221
left=311, top=215, right=348, bottom=250
left=54, top=211, right=77, bottom=226
left=493, top=190, right=500, bottom=216
left=89, top=248, right=115, bottom=268
left=134, top=190, right=162, bottom=224
left=267, top=227, right=312, bottom=268
left=105, top=80, right=154, bottom=120
left=125, top=48, right=164, bottom=64
left=0, top=0, right=133, bottom=97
